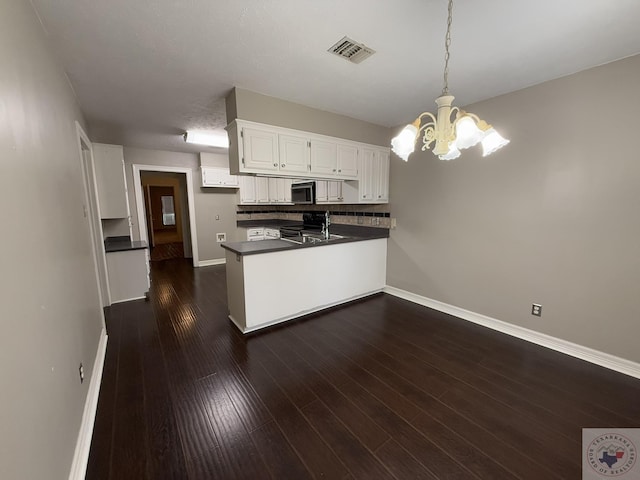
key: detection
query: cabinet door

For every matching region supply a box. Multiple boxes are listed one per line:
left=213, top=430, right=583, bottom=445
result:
left=328, top=181, right=343, bottom=202
left=310, top=139, right=337, bottom=176
left=336, top=143, right=359, bottom=178
left=255, top=177, right=270, bottom=203
left=238, top=176, right=256, bottom=204
left=279, top=134, right=310, bottom=174
left=202, top=167, right=222, bottom=186
left=93, top=143, right=129, bottom=218
left=282, top=178, right=293, bottom=203
left=315, top=180, right=328, bottom=202
left=202, top=167, right=239, bottom=187
left=242, top=127, right=279, bottom=172
left=374, top=150, right=390, bottom=202
left=359, top=148, right=375, bottom=201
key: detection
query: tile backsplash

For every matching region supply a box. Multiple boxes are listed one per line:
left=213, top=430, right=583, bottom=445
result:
left=237, top=204, right=392, bottom=228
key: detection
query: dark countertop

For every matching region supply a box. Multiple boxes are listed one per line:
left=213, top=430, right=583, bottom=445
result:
left=104, top=236, right=148, bottom=253
left=222, top=224, right=389, bottom=256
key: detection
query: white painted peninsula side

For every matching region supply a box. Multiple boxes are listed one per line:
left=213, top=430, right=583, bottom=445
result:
left=223, top=238, right=387, bottom=333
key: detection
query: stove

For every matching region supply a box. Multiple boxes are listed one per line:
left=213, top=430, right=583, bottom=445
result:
left=280, top=212, right=325, bottom=240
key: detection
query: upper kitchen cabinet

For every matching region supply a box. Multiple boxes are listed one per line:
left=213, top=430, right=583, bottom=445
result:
left=343, top=147, right=390, bottom=204
left=227, top=119, right=379, bottom=181
left=279, top=134, right=311, bottom=173
left=93, top=143, right=130, bottom=218
left=201, top=166, right=239, bottom=187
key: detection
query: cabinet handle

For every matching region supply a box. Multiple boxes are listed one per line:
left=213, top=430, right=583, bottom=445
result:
left=333, top=169, right=336, bottom=172
left=281, top=164, right=285, bottom=167
left=273, top=163, right=278, bottom=167
left=338, top=169, right=341, bottom=172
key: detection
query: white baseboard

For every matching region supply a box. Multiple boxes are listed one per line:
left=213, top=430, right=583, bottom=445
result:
left=383, top=286, right=640, bottom=380
left=198, top=258, right=226, bottom=267
left=68, top=328, right=108, bottom=480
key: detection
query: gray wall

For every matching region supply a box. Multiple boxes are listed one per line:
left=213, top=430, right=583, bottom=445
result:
left=387, top=54, right=640, bottom=363
left=227, top=87, right=391, bottom=146
left=0, top=1, right=105, bottom=478
left=123, top=147, right=240, bottom=262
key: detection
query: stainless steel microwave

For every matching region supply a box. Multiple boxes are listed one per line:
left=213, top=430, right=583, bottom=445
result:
left=291, top=181, right=315, bottom=204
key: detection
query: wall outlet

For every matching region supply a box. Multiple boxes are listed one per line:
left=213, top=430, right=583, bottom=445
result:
left=357, top=216, right=364, bottom=224
left=216, top=233, right=226, bottom=242
left=78, top=363, right=84, bottom=384
left=391, top=218, right=397, bottom=229
left=531, top=303, right=542, bottom=317
left=215, top=214, right=220, bottom=220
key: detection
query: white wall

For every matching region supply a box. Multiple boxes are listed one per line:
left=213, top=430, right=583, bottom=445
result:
left=0, top=1, right=105, bottom=478
left=387, top=54, right=640, bottom=364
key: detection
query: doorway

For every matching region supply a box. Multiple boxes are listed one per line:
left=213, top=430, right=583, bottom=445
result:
left=132, top=164, right=200, bottom=267
left=142, top=173, right=188, bottom=261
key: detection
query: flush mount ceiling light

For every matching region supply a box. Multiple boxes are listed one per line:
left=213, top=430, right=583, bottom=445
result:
left=391, top=0, right=509, bottom=161
left=183, top=130, right=229, bottom=148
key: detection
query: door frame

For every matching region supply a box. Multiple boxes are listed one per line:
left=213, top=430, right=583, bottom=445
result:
left=75, top=121, right=111, bottom=309
left=132, top=164, right=199, bottom=267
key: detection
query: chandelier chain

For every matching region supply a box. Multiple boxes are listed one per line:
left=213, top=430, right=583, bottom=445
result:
left=442, top=0, right=453, bottom=95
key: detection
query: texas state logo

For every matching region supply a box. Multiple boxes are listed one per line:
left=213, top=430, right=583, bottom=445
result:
left=585, top=432, right=637, bottom=477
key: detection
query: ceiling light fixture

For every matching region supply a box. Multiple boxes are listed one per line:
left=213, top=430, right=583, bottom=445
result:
left=183, top=130, right=229, bottom=148
left=391, top=0, right=509, bottom=161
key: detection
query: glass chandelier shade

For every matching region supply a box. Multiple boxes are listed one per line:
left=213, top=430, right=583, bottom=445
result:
left=391, top=0, right=509, bottom=161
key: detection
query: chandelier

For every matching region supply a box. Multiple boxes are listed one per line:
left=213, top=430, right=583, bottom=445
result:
left=391, top=0, right=509, bottom=161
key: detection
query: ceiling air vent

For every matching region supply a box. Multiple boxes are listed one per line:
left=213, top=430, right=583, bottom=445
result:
left=328, top=36, right=375, bottom=64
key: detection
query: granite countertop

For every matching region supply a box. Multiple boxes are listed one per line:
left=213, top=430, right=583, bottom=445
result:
left=104, top=236, right=148, bottom=253
left=222, top=224, right=389, bottom=256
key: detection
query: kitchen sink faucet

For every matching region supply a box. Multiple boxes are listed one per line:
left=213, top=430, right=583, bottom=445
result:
left=322, top=211, right=330, bottom=240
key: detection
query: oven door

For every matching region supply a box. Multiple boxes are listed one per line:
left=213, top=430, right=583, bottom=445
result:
left=291, top=182, right=315, bottom=204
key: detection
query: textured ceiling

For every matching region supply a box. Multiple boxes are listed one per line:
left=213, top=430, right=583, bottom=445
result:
left=31, top=0, right=640, bottom=154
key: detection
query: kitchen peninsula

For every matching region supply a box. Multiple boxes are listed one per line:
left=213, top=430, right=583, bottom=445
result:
left=221, top=225, right=388, bottom=333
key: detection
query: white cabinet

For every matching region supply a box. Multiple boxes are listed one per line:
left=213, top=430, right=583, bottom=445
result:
left=279, top=134, right=311, bottom=174
left=336, top=143, right=359, bottom=178
left=238, top=176, right=292, bottom=205
left=310, top=139, right=338, bottom=176
left=201, top=166, right=239, bottom=187
left=93, top=143, right=129, bottom=219
left=309, top=139, right=357, bottom=179
left=268, top=178, right=293, bottom=203
left=106, top=248, right=149, bottom=303
left=316, top=180, right=343, bottom=203
left=374, top=150, right=390, bottom=202
left=255, top=177, right=270, bottom=203
left=343, top=147, right=390, bottom=204
left=243, top=127, right=279, bottom=173
left=238, top=176, right=257, bottom=204
left=228, top=119, right=383, bottom=181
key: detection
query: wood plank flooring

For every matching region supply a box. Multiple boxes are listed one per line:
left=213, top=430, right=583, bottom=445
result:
left=86, top=258, right=640, bottom=479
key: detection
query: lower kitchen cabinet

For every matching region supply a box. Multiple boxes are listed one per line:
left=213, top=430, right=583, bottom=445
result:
left=106, top=248, right=150, bottom=303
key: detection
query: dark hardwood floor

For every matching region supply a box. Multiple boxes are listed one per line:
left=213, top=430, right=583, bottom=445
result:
left=86, top=258, right=640, bottom=479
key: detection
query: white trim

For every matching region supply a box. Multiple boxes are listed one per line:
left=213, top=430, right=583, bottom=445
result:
left=131, top=164, right=199, bottom=268
left=68, top=329, right=108, bottom=480
left=75, top=122, right=111, bottom=309
left=198, top=258, right=226, bottom=267
left=109, top=295, right=147, bottom=304
left=383, top=286, right=640, bottom=380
